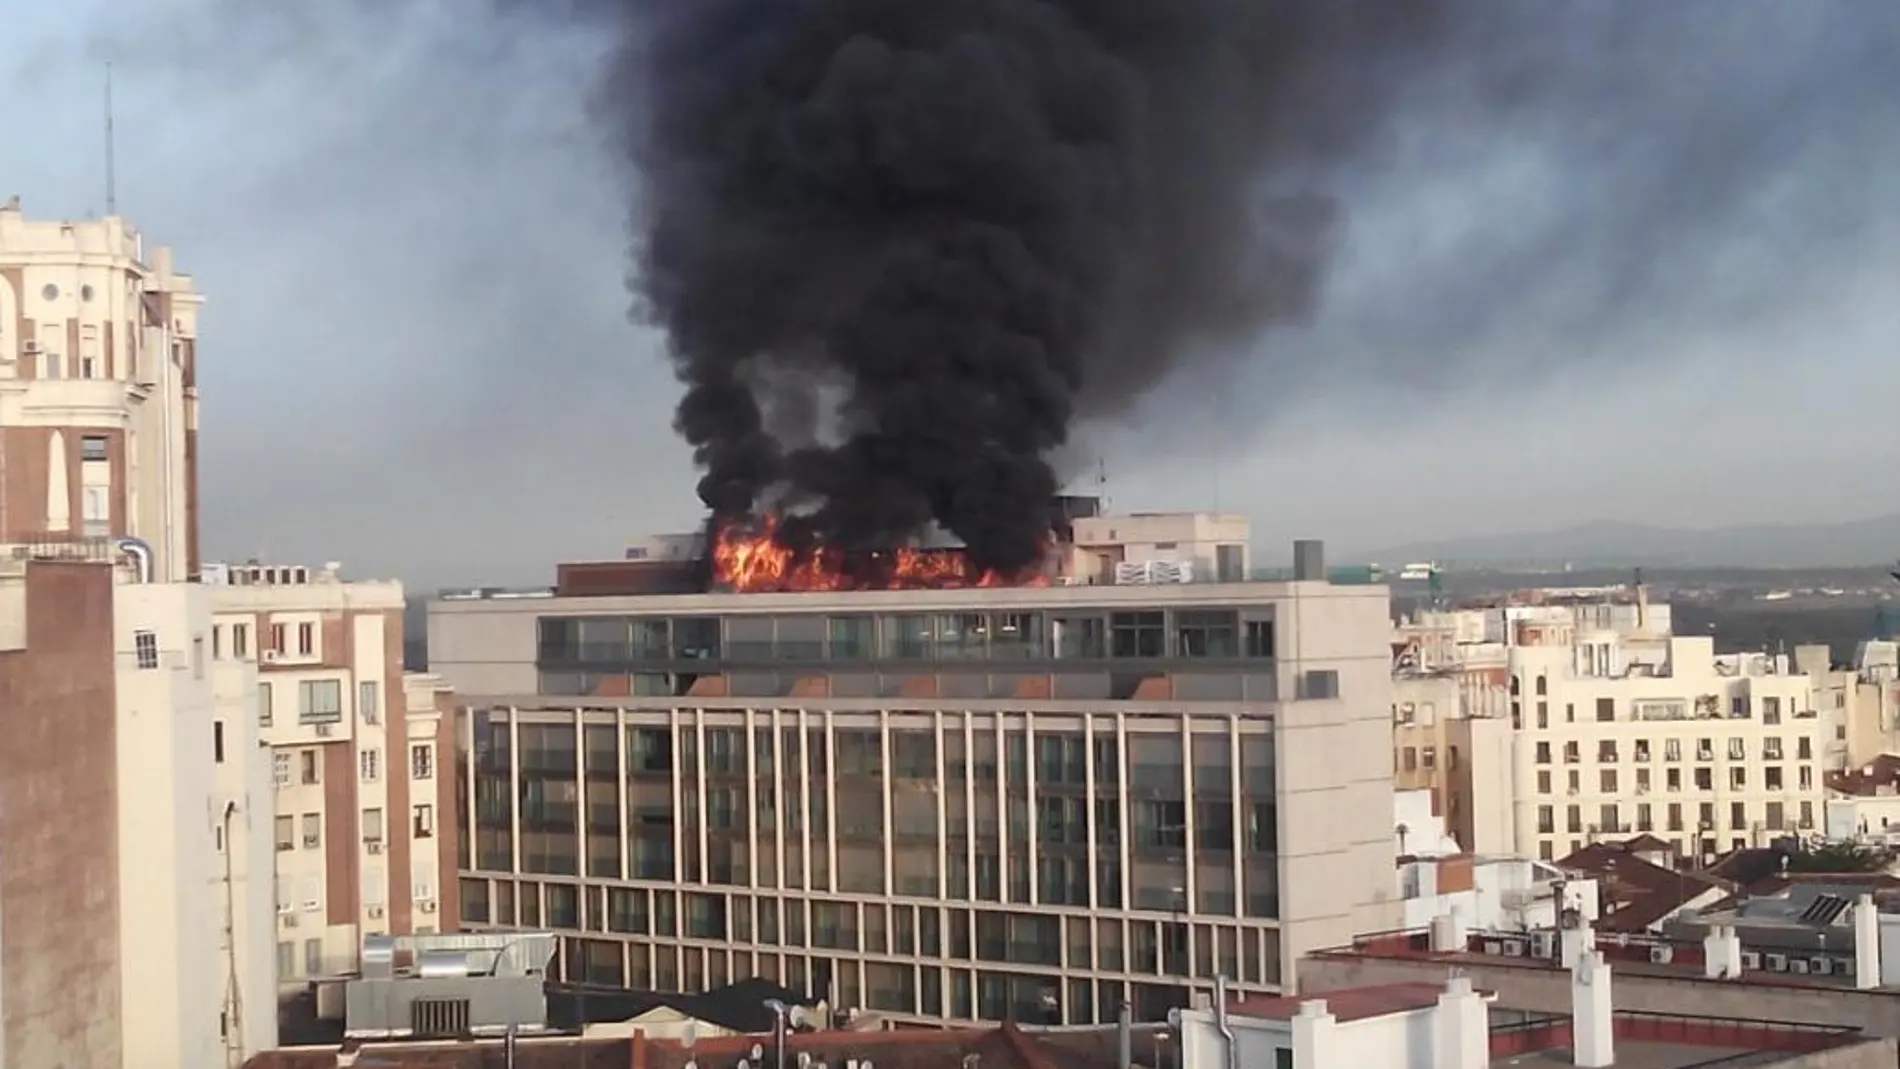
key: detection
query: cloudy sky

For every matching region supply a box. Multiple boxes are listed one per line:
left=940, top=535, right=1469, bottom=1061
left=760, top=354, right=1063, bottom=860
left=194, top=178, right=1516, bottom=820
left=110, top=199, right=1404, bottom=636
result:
left=4, top=1, right=1895, bottom=588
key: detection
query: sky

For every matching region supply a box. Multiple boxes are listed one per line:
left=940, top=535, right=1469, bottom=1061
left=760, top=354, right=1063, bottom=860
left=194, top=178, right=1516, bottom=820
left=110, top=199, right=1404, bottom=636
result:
left=3, top=0, right=1896, bottom=589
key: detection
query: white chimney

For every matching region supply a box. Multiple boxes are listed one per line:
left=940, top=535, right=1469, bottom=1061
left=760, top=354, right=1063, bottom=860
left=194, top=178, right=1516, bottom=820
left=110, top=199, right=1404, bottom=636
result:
left=1560, top=916, right=1595, bottom=970
left=1290, top=999, right=1338, bottom=1068
left=1435, top=977, right=1489, bottom=1069
left=1429, top=912, right=1467, bottom=953
left=1703, top=925, right=1742, bottom=979
left=1571, top=950, right=1616, bottom=1069
left=1855, top=893, right=1880, bottom=989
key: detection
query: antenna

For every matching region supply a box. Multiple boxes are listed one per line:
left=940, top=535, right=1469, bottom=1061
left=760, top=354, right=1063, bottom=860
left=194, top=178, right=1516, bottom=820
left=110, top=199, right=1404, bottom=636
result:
left=104, top=62, right=118, bottom=216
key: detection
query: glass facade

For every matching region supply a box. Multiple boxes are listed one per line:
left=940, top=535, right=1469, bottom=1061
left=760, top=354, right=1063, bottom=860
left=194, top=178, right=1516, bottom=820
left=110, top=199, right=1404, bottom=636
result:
left=458, top=705, right=1284, bottom=1024
left=536, top=608, right=1278, bottom=701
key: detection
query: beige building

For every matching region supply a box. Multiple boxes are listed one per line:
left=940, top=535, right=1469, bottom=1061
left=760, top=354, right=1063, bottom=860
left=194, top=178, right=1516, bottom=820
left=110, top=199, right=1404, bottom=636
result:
left=429, top=536, right=1396, bottom=1024
left=0, top=198, right=202, bottom=581
left=0, top=554, right=278, bottom=1069
left=1796, top=641, right=1900, bottom=772
left=205, top=561, right=462, bottom=983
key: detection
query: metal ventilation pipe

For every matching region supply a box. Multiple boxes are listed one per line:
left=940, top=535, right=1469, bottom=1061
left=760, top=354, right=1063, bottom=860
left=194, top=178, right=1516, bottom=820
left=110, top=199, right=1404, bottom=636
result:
left=116, top=537, right=154, bottom=584
left=1212, top=977, right=1237, bottom=1069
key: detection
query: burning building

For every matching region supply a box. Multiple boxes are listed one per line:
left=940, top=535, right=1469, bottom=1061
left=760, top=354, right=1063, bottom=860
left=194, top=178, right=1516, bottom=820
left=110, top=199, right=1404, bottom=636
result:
left=429, top=517, right=1399, bottom=1026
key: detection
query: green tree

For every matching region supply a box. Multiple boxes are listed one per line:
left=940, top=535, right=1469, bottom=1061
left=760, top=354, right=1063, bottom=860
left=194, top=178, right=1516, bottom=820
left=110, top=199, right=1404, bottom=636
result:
left=1784, top=841, right=1891, bottom=874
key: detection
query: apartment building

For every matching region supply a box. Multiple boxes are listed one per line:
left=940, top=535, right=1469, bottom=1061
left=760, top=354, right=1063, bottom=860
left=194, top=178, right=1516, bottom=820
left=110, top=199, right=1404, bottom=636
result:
left=429, top=536, right=1397, bottom=1026
left=0, top=552, right=276, bottom=1069
left=205, top=561, right=461, bottom=983
left=1795, top=641, right=1900, bottom=771
left=0, top=198, right=202, bottom=581
left=1508, top=634, right=1823, bottom=863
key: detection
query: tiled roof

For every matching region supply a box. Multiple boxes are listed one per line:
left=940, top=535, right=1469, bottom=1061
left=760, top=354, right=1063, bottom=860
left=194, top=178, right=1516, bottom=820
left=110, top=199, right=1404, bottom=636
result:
left=1559, top=842, right=1728, bottom=932
left=1229, top=983, right=1454, bottom=1023
left=1829, top=754, right=1900, bottom=797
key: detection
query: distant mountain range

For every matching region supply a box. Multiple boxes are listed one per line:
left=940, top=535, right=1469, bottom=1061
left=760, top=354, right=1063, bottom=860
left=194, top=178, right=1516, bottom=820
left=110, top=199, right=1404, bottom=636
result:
left=1355, top=513, right=1900, bottom=570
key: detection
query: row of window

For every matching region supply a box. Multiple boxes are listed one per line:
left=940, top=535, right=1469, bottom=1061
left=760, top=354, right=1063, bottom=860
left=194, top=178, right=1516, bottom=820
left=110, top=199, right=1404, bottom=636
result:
left=538, top=611, right=1278, bottom=665
left=270, top=804, right=436, bottom=850
left=1533, top=763, right=1815, bottom=796
left=1515, top=691, right=1813, bottom=725
left=1534, top=798, right=1816, bottom=839
left=259, top=678, right=381, bottom=727
left=1533, top=736, right=1815, bottom=764
left=271, top=743, right=434, bottom=786
left=212, top=619, right=320, bottom=661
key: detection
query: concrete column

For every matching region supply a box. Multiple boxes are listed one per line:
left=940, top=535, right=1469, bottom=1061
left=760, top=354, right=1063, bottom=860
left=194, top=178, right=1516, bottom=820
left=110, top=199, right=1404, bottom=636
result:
left=1434, top=977, right=1489, bottom=1069
left=1290, top=999, right=1338, bottom=1068
left=1855, top=893, right=1880, bottom=990
left=1571, top=950, right=1615, bottom=1069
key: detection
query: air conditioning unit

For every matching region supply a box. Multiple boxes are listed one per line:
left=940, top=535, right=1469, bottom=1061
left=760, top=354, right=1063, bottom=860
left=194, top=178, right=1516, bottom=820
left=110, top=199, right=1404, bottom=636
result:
left=276, top=902, right=294, bottom=916
left=1811, top=957, right=1833, bottom=975
left=418, top=900, right=437, bottom=914
left=1530, top=932, right=1556, bottom=959
left=1501, top=939, right=1527, bottom=957
left=1740, top=950, right=1762, bottom=970
left=302, top=899, right=320, bottom=913
left=262, top=650, right=282, bottom=663
left=1790, top=959, right=1811, bottom=975
left=22, top=340, right=40, bottom=354
left=314, top=723, right=334, bottom=737
left=367, top=905, right=384, bottom=920
left=1649, top=946, right=1674, bottom=965
left=1764, top=953, right=1788, bottom=971
left=365, top=840, right=384, bottom=855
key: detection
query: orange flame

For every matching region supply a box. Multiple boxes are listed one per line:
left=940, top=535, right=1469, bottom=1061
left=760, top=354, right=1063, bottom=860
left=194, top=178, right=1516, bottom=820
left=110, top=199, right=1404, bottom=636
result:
left=711, top=514, right=1053, bottom=593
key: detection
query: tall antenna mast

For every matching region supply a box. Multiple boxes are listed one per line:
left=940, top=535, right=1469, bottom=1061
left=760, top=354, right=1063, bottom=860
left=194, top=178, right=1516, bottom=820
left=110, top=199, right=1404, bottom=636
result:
left=105, top=62, right=118, bottom=216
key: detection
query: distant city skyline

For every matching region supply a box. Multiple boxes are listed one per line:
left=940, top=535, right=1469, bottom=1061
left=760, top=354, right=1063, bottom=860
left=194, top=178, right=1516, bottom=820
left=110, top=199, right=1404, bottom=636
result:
left=4, top=1, right=1896, bottom=589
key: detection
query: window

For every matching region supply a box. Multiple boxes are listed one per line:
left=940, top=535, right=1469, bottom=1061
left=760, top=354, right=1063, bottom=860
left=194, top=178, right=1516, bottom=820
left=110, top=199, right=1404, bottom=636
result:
left=359, top=748, right=380, bottom=782
left=272, top=752, right=291, bottom=789
left=134, top=630, right=158, bottom=670
left=277, top=942, right=295, bottom=979
left=303, top=939, right=322, bottom=977
left=414, top=804, right=436, bottom=839
left=214, top=721, right=225, bottom=763
left=79, top=324, right=99, bottom=378
left=1297, top=670, right=1339, bottom=700
left=268, top=624, right=285, bottom=654
left=1243, top=620, right=1275, bottom=658
left=1108, top=612, right=1165, bottom=658
left=298, top=679, right=342, bottom=723
left=232, top=623, right=250, bottom=659
left=80, top=434, right=109, bottom=462
left=1174, top=610, right=1239, bottom=658
left=296, top=623, right=315, bottom=656
left=258, top=682, right=274, bottom=727
left=212, top=626, right=224, bottom=660
left=302, top=813, right=321, bottom=849
left=358, top=681, right=380, bottom=724
left=362, top=808, right=385, bottom=843
left=1595, top=697, right=1615, bottom=722
left=274, top=816, right=295, bottom=851
left=300, top=750, right=320, bottom=785
left=411, top=744, right=434, bottom=780
left=81, top=487, right=110, bottom=535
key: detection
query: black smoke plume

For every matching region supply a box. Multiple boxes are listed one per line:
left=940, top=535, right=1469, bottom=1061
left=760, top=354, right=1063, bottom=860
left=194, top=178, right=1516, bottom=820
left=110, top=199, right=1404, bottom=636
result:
left=612, top=0, right=1443, bottom=572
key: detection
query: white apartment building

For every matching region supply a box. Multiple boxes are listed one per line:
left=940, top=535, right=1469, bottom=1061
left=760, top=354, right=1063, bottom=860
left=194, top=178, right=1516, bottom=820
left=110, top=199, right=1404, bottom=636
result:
left=0, top=198, right=202, bottom=581
left=0, top=552, right=277, bottom=1069
left=1508, top=635, right=1822, bottom=863
left=205, top=561, right=461, bottom=986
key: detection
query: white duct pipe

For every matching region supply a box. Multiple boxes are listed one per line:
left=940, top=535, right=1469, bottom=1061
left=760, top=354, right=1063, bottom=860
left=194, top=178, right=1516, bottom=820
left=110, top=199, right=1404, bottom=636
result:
left=116, top=536, right=153, bottom=584
left=1213, top=976, right=1237, bottom=1069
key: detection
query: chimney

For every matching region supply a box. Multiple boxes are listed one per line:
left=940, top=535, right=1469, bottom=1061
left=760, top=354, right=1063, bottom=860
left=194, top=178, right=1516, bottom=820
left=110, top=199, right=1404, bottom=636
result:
left=1570, top=950, right=1616, bottom=1069
left=1434, top=977, right=1488, bottom=1069
left=1702, top=925, right=1742, bottom=979
left=1559, top=916, right=1595, bottom=970
left=1117, top=1000, right=1132, bottom=1069
left=1289, top=999, right=1338, bottom=1069
left=1429, top=912, right=1468, bottom=953
left=1855, top=893, right=1880, bottom=989
left=1293, top=540, right=1325, bottom=582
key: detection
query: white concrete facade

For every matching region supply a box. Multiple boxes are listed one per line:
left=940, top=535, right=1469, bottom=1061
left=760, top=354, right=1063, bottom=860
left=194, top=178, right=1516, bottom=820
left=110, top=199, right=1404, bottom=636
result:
left=112, top=579, right=277, bottom=1069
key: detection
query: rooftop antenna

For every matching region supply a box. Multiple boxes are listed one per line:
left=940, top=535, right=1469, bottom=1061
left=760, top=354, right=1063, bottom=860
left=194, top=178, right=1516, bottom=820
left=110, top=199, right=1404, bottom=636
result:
left=104, top=61, right=118, bottom=216
left=1095, top=455, right=1112, bottom=513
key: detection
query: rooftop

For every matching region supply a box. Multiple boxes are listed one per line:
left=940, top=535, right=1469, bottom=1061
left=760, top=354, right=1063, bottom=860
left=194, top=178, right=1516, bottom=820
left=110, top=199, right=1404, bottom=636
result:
left=1830, top=755, right=1900, bottom=797
left=1558, top=841, right=1730, bottom=933
left=1231, top=982, right=1457, bottom=1022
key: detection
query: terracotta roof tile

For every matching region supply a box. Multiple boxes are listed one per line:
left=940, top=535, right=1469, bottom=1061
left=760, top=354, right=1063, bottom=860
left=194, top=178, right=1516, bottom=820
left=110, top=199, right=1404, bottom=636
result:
left=1229, top=983, right=1451, bottom=1023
